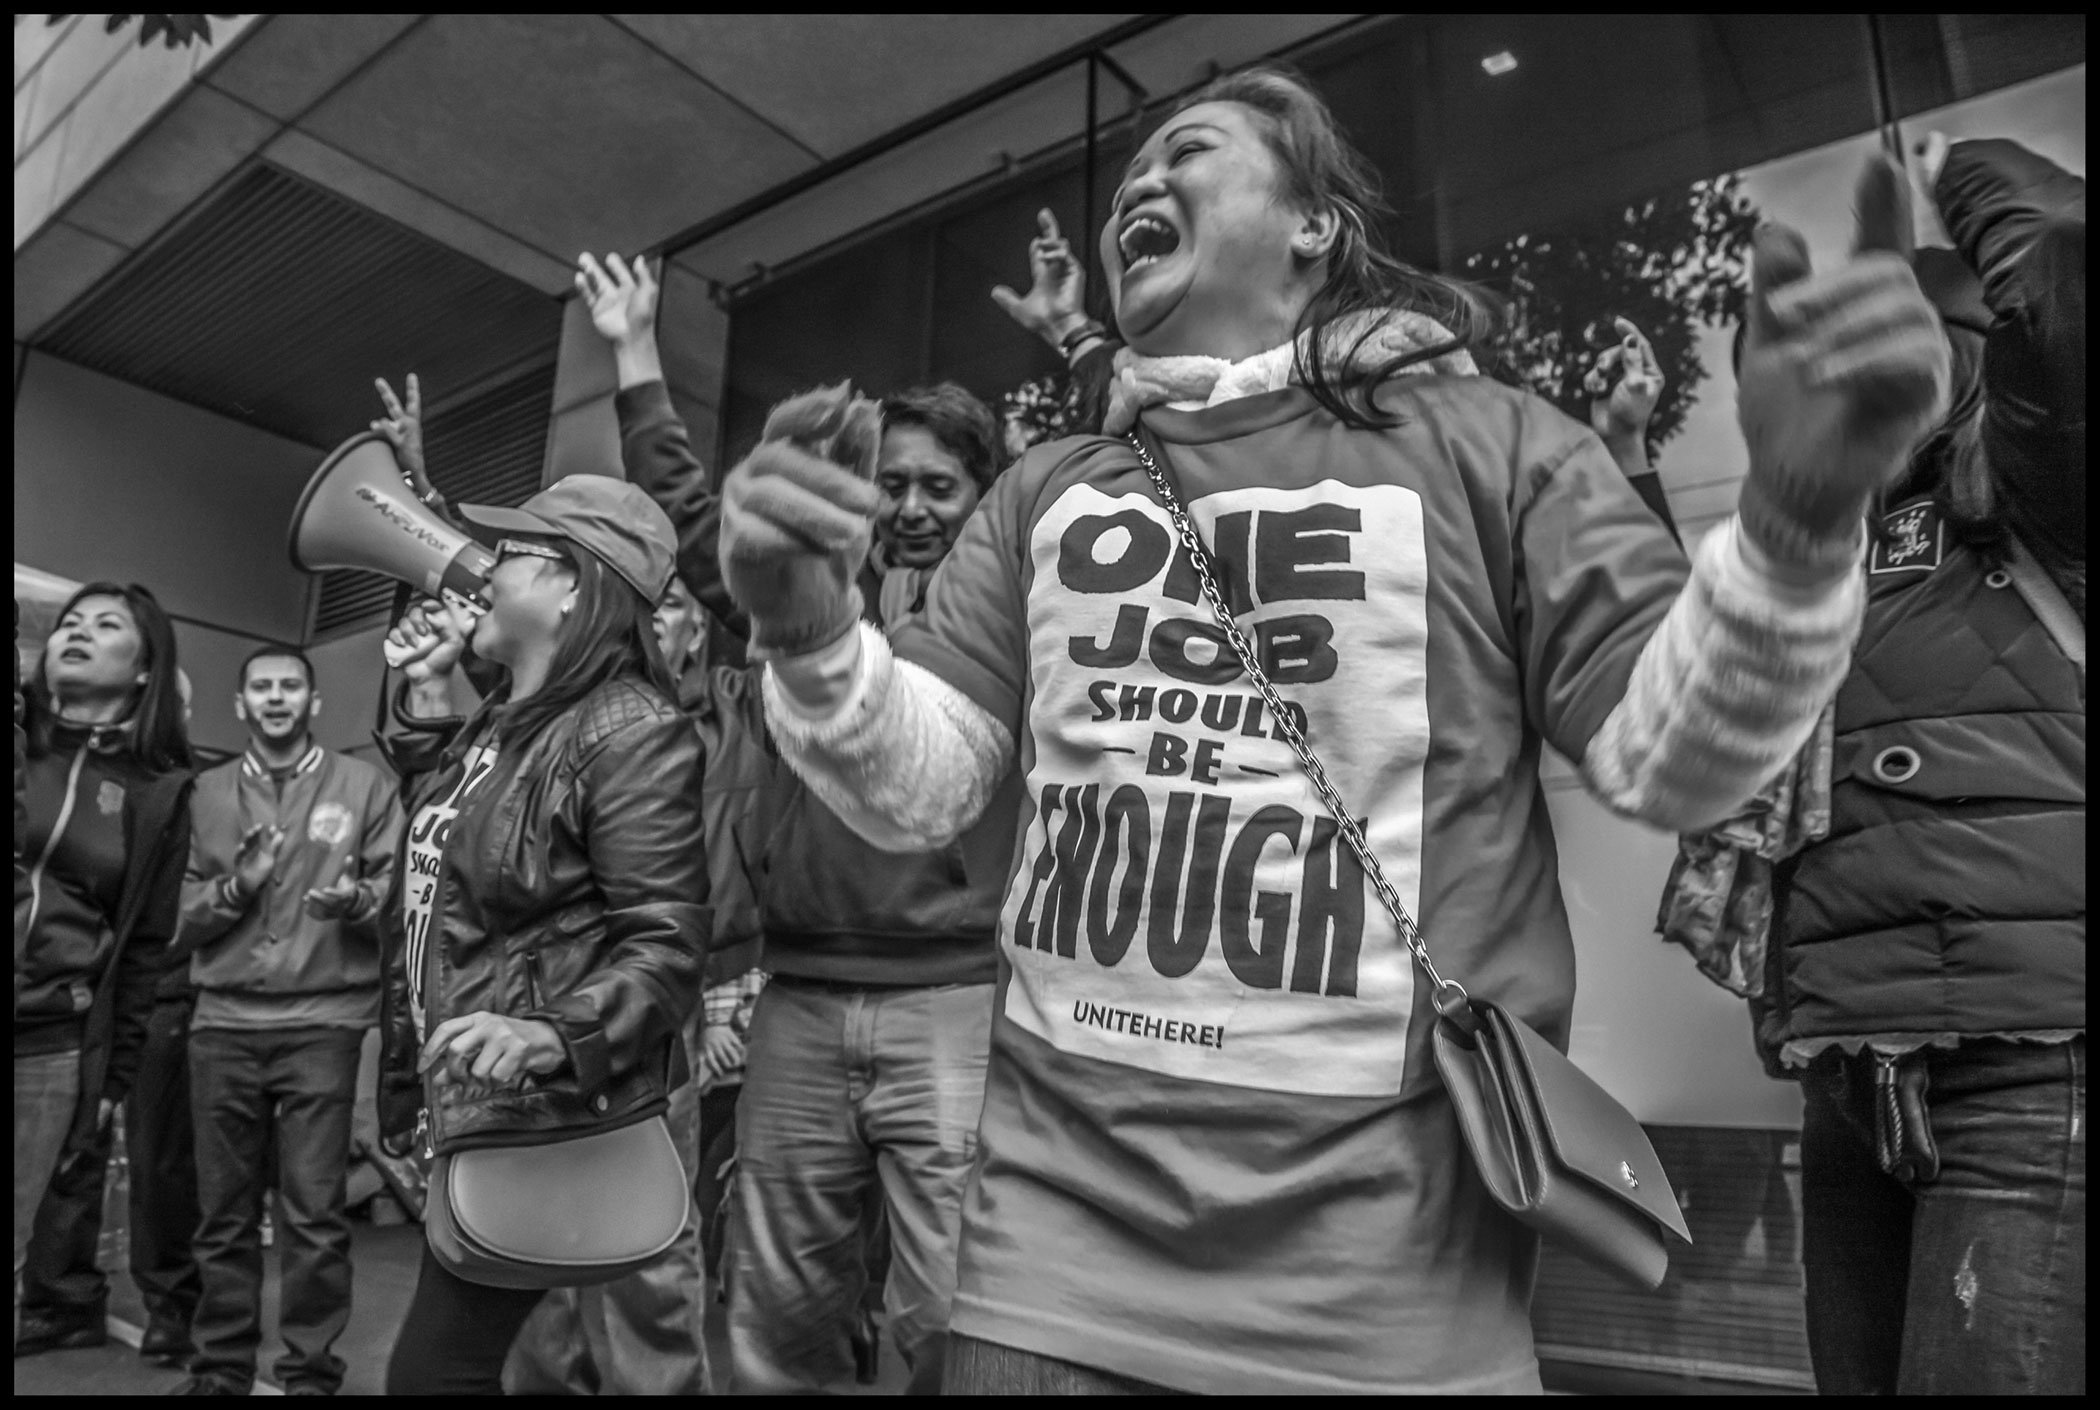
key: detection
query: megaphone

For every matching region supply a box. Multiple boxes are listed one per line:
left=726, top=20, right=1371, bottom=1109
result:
left=287, top=433, right=494, bottom=666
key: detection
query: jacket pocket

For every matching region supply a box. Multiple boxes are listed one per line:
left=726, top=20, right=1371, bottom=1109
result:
left=521, top=948, right=545, bottom=1011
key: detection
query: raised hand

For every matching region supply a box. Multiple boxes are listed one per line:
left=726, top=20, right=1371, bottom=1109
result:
left=719, top=382, right=882, bottom=659
left=577, top=252, right=659, bottom=346
left=303, top=854, right=363, bottom=921
left=231, top=823, right=287, bottom=901
left=576, top=252, right=664, bottom=388
left=372, top=374, right=441, bottom=511
left=991, top=208, right=1089, bottom=347
left=1585, top=317, right=1664, bottom=451
left=1735, top=157, right=1950, bottom=572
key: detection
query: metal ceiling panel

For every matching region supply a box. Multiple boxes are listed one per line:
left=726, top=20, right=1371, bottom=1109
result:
left=611, top=13, right=1140, bottom=158
left=36, top=161, right=562, bottom=449
left=677, top=14, right=1366, bottom=287
left=295, top=13, right=818, bottom=267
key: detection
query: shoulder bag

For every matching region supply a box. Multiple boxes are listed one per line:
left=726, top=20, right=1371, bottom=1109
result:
left=1126, top=432, right=1693, bottom=1289
left=423, top=1110, right=691, bottom=1290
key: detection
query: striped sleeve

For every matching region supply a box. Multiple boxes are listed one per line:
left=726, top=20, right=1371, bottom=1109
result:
left=1580, top=516, right=1863, bottom=832
left=764, top=622, right=1015, bottom=852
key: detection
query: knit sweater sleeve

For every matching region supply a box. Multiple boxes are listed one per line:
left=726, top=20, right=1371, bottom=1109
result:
left=763, top=623, right=1013, bottom=852
left=1579, top=518, right=1862, bottom=831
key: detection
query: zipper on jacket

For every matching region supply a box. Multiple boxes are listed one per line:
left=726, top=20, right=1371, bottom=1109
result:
left=522, top=948, right=544, bottom=1010
left=23, top=744, right=91, bottom=948
left=1872, top=1050, right=1902, bottom=1174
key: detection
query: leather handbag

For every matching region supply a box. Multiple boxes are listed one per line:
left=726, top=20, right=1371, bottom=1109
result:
left=1126, top=433, right=1693, bottom=1289
left=424, top=1113, right=691, bottom=1290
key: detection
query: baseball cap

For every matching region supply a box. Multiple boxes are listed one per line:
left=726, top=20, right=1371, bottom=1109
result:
left=459, top=475, right=677, bottom=602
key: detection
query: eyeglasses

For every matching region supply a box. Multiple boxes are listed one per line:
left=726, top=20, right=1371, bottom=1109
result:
left=496, top=538, right=567, bottom=565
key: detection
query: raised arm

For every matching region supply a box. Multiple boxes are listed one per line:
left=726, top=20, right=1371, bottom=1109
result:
left=992, top=208, right=1120, bottom=435
left=576, top=253, right=747, bottom=635
left=1584, top=316, right=1679, bottom=543
left=712, top=381, right=1018, bottom=850
left=1575, top=160, right=1948, bottom=829
left=1933, top=136, right=2086, bottom=322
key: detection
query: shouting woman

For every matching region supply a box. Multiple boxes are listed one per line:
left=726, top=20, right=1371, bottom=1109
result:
left=722, top=67, right=1950, bottom=1393
left=375, top=477, right=708, bottom=1394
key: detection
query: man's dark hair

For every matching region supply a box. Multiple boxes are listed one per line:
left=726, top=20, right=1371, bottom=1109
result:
left=239, top=644, right=316, bottom=691
left=879, top=383, right=1005, bottom=491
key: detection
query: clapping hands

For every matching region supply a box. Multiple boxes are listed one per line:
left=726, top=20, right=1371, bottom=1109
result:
left=303, top=854, right=364, bottom=921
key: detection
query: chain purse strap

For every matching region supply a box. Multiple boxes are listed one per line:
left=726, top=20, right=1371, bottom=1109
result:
left=1124, top=433, right=1475, bottom=1028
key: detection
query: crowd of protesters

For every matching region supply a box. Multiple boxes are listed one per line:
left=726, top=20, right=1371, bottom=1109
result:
left=13, top=62, right=2085, bottom=1397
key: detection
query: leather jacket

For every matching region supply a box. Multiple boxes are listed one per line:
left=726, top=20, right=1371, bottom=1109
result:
left=376, top=674, right=709, bottom=1157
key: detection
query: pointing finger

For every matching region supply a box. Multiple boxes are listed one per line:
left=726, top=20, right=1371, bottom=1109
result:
left=635, top=255, right=657, bottom=295
left=1746, top=221, right=1814, bottom=347
left=375, top=378, right=404, bottom=420
left=1038, top=208, right=1061, bottom=241
left=1852, top=154, right=1912, bottom=261
left=405, top=372, right=421, bottom=418
left=606, top=252, right=633, bottom=289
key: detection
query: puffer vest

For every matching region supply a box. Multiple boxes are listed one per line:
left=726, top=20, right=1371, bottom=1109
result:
left=1769, top=498, right=2085, bottom=1050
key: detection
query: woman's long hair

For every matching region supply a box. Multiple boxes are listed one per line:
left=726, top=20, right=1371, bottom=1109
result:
left=1177, top=66, right=1499, bottom=428
left=497, top=542, right=673, bottom=745
left=24, top=581, right=192, bottom=773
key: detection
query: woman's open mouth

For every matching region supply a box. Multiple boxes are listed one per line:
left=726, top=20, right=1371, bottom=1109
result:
left=1117, top=214, right=1183, bottom=274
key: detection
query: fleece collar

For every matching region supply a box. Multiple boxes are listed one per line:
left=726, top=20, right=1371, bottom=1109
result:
left=1101, top=308, right=1478, bottom=433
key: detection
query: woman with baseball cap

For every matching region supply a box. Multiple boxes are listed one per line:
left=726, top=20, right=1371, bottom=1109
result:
left=374, top=475, right=709, bottom=1394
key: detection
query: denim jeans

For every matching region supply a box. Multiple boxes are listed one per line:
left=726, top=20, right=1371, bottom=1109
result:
left=12, top=1048, right=79, bottom=1343
left=944, top=1332, right=1182, bottom=1394
left=1800, top=1036, right=2086, bottom=1395
left=725, top=979, right=992, bottom=1395
left=21, top=995, right=201, bottom=1341
left=188, top=1025, right=363, bottom=1393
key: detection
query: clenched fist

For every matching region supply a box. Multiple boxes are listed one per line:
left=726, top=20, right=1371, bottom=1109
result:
left=1737, top=157, right=1951, bottom=573
left=719, top=382, right=882, bottom=658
